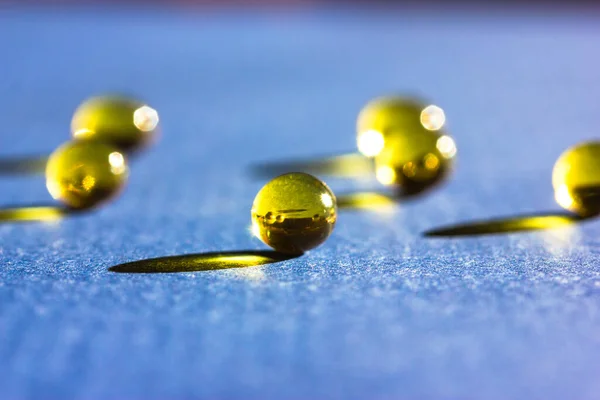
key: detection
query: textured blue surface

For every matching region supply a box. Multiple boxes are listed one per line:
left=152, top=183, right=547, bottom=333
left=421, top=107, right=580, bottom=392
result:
left=1, top=6, right=600, bottom=399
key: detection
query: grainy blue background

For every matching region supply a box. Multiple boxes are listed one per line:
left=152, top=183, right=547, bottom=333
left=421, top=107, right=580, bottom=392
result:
left=1, top=6, right=600, bottom=399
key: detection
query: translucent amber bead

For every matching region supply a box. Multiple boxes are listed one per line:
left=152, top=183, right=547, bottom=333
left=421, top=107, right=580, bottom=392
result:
left=553, top=141, right=600, bottom=216
left=356, top=96, right=446, bottom=157
left=46, top=141, right=128, bottom=209
left=251, top=173, right=337, bottom=254
left=374, top=126, right=456, bottom=193
left=71, top=95, right=159, bottom=152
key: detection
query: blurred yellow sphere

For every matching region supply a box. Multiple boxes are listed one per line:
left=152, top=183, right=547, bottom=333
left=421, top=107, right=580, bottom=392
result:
left=356, top=96, right=446, bottom=157
left=553, top=141, right=600, bottom=216
left=46, top=141, right=129, bottom=209
left=251, top=173, right=337, bottom=254
left=71, top=95, right=159, bottom=152
left=374, top=126, right=456, bottom=194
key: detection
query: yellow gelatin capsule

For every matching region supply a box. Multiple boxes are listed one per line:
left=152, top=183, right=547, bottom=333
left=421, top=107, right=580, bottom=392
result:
left=356, top=96, right=446, bottom=157
left=46, top=141, right=129, bottom=209
left=553, top=141, right=600, bottom=216
left=251, top=173, right=337, bottom=254
left=374, top=126, right=457, bottom=194
left=71, top=95, right=159, bottom=152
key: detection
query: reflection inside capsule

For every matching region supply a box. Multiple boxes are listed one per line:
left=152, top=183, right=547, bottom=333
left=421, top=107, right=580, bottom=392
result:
left=420, top=105, right=446, bottom=131
left=133, top=105, right=160, bottom=132
left=357, top=129, right=385, bottom=157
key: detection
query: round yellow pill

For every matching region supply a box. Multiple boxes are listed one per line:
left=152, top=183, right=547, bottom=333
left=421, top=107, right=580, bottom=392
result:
left=71, top=95, right=159, bottom=152
left=356, top=96, right=446, bottom=158
left=251, top=173, right=337, bottom=254
left=374, top=125, right=456, bottom=194
left=553, top=141, right=600, bottom=216
left=46, top=141, right=129, bottom=210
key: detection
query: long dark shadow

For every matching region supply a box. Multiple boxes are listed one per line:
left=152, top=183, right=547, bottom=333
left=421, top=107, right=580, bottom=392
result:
left=424, top=211, right=591, bottom=237
left=0, top=155, right=48, bottom=175
left=337, top=176, right=447, bottom=211
left=0, top=203, right=71, bottom=223
left=250, top=152, right=374, bottom=179
left=0, top=152, right=145, bottom=176
left=337, top=191, right=398, bottom=210
left=109, top=250, right=301, bottom=273
left=336, top=189, right=424, bottom=210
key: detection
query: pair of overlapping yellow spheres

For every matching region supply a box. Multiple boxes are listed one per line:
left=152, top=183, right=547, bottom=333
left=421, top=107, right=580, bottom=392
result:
left=46, top=97, right=159, bottom=209
left=46, top=95, right=600, bottom=254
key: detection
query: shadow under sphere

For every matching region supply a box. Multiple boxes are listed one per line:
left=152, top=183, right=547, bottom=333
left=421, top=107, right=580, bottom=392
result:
left=109, top=250, right=300, bottom=273
left=423, top=211, right=591, bottom=237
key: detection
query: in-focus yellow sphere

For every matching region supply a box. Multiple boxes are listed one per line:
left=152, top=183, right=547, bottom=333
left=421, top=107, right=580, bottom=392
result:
left=553, top=141, right=600, bottom=216
left=251, top=173, right=337, bottom=254
left=71, top=95, right=159, bottom=152
left=46, top=141, right=129, bottom=209
left=374, top=126, right=456, bottom=194
left=356, top=96, right=446, bottom=157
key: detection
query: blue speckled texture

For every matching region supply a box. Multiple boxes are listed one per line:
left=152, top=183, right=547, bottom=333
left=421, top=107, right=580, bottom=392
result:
left=1, top=7, right=600, bottom=399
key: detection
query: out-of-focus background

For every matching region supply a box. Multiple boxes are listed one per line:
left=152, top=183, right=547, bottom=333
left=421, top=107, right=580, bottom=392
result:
left=1, top=1, right=600, bottom=399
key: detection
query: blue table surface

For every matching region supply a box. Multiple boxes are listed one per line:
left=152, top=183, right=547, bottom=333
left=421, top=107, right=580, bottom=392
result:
left=1, top=6, right=600, bottom=399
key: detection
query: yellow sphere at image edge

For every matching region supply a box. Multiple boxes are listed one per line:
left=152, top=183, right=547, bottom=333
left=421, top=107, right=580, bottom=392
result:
left=251, top=173, right=337, bottom=254
left=46, top=141, right=129, bottom=210
left=71, top=95, right=159, bottom=152
left=552, top=141, right=600, bottom=216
